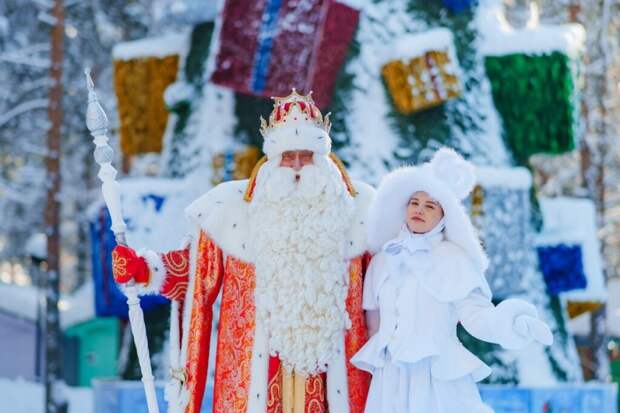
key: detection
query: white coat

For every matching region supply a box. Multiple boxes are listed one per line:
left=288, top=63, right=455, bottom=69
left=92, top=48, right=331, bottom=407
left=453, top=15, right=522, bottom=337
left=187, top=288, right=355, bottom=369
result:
left=352, top=233, right=547, bottom=413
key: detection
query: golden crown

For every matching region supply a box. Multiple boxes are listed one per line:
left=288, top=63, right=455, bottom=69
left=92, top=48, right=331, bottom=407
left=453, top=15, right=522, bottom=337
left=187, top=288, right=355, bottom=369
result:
left=259, top=89, right=331, bottom=137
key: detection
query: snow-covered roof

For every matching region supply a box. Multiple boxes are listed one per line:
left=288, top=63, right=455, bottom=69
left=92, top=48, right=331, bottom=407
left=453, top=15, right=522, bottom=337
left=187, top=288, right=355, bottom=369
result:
left=380, top=28, right=455, bottom=64
left=536, top=197, right=606, bottom=303
left=475, top=166, right=532, bottom=189
left=479, top=6, right=585, bottom=58
left=112, top=32, right=188, bottom=61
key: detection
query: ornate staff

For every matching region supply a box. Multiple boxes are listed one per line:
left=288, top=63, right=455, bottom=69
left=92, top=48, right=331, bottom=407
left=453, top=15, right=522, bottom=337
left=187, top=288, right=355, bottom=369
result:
left=84, top=69, right=160, bottom=413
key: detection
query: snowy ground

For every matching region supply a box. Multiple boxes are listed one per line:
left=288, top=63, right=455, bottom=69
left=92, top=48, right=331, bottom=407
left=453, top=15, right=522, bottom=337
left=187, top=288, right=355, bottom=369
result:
left=1, top=378, right=92, bottom=413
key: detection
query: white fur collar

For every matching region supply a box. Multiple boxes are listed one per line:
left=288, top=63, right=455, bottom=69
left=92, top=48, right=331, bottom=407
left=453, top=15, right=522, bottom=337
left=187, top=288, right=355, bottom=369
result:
left=184, top=179, right=375, bottom=262
left=370, top=240, right=492, bottom=305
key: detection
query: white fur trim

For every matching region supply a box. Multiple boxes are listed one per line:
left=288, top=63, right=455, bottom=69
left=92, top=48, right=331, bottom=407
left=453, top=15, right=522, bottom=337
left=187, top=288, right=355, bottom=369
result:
left=246, top=318, right=269, bottom=413
left=185, top=178, right=374, bottom=261
left=178, top=234, right=193, bottom=249
left=366, top=156, right=488, bottom=273
left=346, top=181, right=375, bottom=259
left=262, top=111, right=331, bottom=159
left=165, top=300, right=183, bottom=413
left=138, top=249, right=167, bottom=295
left=185, top=180, right=252, bottom=261
left=430, top=148, right=476, bottom=200
left=326, top=331, right=350, bottom=413
left=169, top=301, right=181, bottom=368
left=164, top=380, right=183, bottom=413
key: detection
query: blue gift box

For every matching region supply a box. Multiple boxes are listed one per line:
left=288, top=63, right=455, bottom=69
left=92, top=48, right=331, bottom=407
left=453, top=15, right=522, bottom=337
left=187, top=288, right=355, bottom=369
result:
left=537, top=244, right=588, bottom=295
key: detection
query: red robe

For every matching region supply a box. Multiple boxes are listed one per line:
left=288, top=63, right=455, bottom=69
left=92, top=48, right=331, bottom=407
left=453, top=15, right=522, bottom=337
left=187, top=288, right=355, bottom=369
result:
left=148, top=177, right=375, bottom=413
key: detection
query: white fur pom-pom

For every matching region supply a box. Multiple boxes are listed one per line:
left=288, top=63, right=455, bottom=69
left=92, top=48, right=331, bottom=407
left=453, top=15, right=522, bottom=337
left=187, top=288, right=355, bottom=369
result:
left=430, top=148, right=476, bottom=200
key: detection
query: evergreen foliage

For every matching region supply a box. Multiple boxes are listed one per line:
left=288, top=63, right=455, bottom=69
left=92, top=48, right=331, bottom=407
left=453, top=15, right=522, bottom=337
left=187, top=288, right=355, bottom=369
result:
left=384, top=1, right=487, bottom=164
left=485, top=52, right=577, bottom=165
left=164, top=22, right=214, bottom=178
left=233, top=94, right=273, bottom=149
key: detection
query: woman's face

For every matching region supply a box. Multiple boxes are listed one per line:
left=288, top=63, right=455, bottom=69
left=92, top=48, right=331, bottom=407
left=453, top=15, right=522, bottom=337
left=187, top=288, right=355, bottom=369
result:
left=406, top=191, right=444, bottom=234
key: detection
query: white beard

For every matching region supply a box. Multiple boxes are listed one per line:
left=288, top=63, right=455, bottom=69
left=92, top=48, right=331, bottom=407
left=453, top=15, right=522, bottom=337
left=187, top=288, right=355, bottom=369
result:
left=249, top=156, right=355, bottom=375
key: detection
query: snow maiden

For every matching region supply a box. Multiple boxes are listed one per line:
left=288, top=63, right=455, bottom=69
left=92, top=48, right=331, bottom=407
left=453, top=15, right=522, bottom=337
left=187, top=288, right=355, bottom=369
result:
left=352, top=148, right=553, bottom=413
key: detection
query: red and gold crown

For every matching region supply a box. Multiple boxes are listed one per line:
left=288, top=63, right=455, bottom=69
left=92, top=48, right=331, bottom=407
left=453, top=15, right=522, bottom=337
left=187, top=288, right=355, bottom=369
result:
left=260, top=89, right=331, bottom=136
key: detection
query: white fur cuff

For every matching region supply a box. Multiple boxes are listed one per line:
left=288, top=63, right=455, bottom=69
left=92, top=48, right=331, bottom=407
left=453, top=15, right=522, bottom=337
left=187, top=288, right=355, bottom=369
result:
left=138, top=249, right=167, bottom=295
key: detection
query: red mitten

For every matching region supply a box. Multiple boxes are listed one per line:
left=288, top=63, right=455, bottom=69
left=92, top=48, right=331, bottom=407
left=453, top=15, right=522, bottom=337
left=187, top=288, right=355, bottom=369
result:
left=111, top=245, right=150, bottom=284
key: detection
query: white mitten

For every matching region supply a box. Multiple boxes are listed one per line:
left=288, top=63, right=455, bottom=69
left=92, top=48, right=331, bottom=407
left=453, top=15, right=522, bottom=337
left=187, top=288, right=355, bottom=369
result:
left=514, top=314, right=554, bottom=346
left=494, top=298, right=538, bottom=350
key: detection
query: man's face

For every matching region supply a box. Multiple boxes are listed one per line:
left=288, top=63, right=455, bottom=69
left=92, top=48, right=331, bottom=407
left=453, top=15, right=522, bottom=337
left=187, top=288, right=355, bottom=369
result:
left=279, top=150, right=314, bottom=173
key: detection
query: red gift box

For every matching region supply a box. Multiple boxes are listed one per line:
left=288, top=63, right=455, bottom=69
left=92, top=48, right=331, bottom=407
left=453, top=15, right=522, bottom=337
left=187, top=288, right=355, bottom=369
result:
left=211, top=0, right=359, bottom=109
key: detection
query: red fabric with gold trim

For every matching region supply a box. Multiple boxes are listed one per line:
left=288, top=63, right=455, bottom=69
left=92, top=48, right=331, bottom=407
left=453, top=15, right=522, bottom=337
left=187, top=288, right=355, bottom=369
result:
left=305, top=372, right=327, bottom=413
left=344, top=256, right=371, bottom=413
left=160, top=248, right=190, bottom=301
left=111, top=245, right=150, bottom=284
left=266, top=357, right=328, bottom=412
left=267, top=357, right=283, bottom=413
left=211, top=255, right=257, bottom=412
left=180, top=230, right=370, bottom=412
left=185, top=234, right=224, bottom=413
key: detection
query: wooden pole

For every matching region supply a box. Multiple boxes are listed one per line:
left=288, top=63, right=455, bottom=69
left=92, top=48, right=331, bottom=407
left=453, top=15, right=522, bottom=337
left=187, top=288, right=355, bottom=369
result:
left=45, top=0, right=67, bottom=412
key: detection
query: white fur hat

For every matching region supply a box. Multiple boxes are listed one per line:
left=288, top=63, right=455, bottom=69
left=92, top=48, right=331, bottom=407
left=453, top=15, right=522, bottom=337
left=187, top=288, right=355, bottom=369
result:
left=367, top=148, right=489, bottom=272
left=260, top=89, right=332, bottom=159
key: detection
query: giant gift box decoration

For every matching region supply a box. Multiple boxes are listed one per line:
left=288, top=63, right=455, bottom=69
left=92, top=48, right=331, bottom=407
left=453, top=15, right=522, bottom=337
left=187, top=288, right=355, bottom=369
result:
left=211, top=0, right=359, bottom=109
left=537, top=197, right=606, bottom=318
left=480, top=9, right=585, bottom=165
left=112, top=34, right=185, bottom=156
left=381, top=28, right=462, bottom=115
left=469, top=167, right=534, bottom=298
